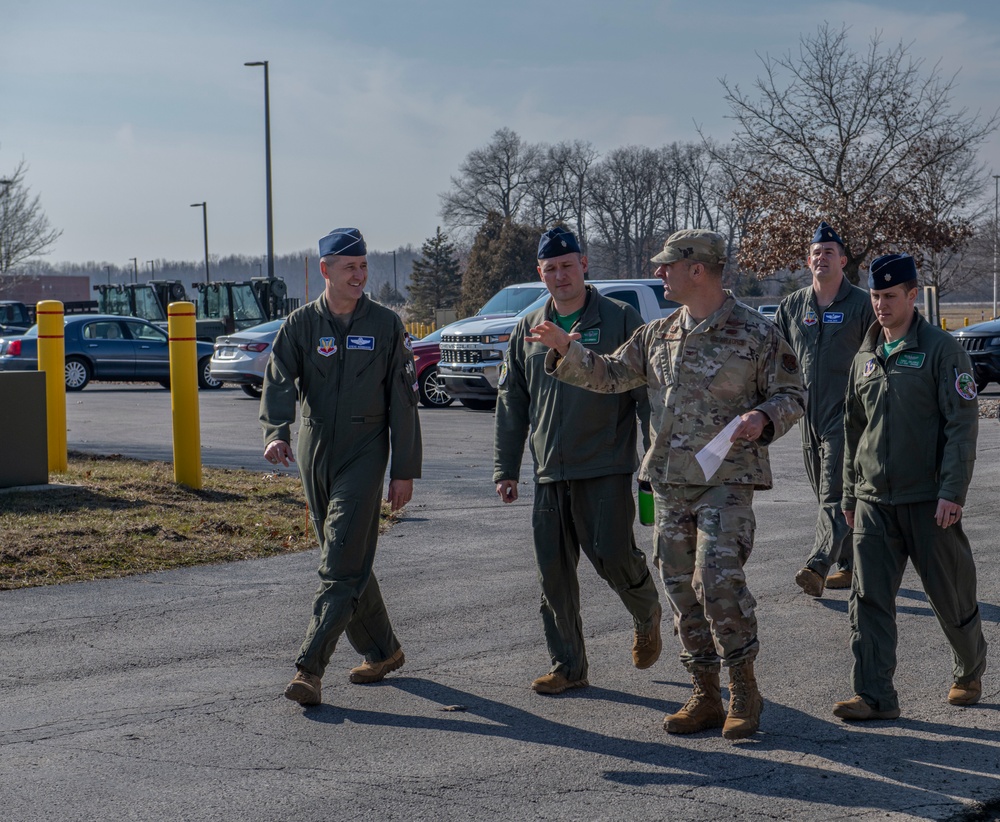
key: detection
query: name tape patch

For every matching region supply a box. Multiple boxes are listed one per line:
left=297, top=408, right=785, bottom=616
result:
left=347, top=335, right=375, bottom=350
left=823, top=312, right=844, bottom=324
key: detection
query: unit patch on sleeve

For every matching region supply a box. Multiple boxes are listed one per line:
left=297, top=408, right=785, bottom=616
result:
left=896, top=352, right=925, bottom=368
left=955, top=372, right=978, bottom=400
left=317, top=337, right=338, bottom=357
left=346, top=335, right=376, bottom=350
left=863, top=358, right=877, bottom=377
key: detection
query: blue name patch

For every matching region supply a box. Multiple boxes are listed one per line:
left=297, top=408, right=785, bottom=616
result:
left=346, top=335, right=375, bottom=350
left=823, top=312, right=844, bottom=323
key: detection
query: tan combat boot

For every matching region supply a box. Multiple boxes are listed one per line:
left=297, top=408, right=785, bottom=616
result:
left=663, top=670, right=726, bottom=734
left=723, top=660, right=763, bottom=740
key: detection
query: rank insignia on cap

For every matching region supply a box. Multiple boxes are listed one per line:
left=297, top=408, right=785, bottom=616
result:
left=863, top=358, right=876, bottom=377
left=955, top=372, right=978, bottom=400
left=317, top=337, right=337, bottom=357
left=804, top=310, right=818, bottom=327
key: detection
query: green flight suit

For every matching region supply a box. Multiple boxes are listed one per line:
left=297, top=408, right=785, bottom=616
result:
left=775, top=277, right=875, bottom=576
left=261, top=293, right=422, bottom=677
left=843, top=310, right=987, bottom=712
left=494, top=286, right=659, bottom=682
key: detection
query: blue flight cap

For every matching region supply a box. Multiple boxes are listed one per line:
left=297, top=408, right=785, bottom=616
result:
left=812, top=221, right=844, bottom=246
left=319, top=227, right=367, bottom=257
left=868, top=254, right=918, bottom=290
left=537, top=227, right=582, bottom=260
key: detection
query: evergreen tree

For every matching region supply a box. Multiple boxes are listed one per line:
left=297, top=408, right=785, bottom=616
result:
left=408, top=227, right=461, bottom=324
left=460, top=212, right=539, bottom=316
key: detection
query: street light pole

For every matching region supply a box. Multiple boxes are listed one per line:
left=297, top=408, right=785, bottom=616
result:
left=146, top=260, right=154, bottom=278
left=993, top=174, right=999, bottom=320
left=105, top=265, right=112, bottom=285
left=129, top=257, right=138, bottom=284
left=190, top=202, right=210, bottom=285
left=392, top=249, right=397, bottom=296
left=244, top=60, right=274, bottom=281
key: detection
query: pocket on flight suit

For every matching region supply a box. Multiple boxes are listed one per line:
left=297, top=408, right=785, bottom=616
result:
left=851, top=504, right=884, bottom=601
left=317, top=497, right=361, bottom=577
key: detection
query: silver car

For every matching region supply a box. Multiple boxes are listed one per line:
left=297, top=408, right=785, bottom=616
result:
left=210, top=318, right=284, bottom=398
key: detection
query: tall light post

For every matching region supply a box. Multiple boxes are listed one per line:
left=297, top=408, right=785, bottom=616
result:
left=392, top=249, right=397, bottom=297
left=129, top=257, right=138, bottom=283
left=105, top=265, right=112, bottom=285
left=0, top=179, right=11, bottom=269
left=146, top=260, right=155, bottom=278
left=190, top=202, right=211, bottom=284
left=993, top=174, right=999, bottom=320
left=244, top=60, right=274, bottom=281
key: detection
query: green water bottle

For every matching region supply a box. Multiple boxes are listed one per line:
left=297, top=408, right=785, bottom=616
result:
left=638, top=480, right=654, bottom=526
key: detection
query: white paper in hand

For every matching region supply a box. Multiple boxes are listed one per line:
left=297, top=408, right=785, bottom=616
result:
left=695, top=416, right=742, bottom=482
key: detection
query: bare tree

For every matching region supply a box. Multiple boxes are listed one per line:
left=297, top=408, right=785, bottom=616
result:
left=440, top=128, right=542, bottom=232
left=0, top=159, right=62, bottom=274
left=719, top=24, right=998, bottom=283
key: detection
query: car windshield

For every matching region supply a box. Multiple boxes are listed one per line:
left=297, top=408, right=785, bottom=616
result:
left=415, top=327, right=444, bottom=344
left=515, top=293, right=550, bottom=318
left=240, top=319, right=285, bottom=335
left=477, top=285, right=547, bottom=315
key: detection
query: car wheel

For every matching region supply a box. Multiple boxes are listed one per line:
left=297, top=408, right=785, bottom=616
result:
left=460, top=397, right=496, bottom=411
left=65, top=357, right=91, bottom=391
left=241, top=384, right=263, bottom=398
left=198, top=357, right=223, bottom=390
left=418, top=366, right=453, bottom=408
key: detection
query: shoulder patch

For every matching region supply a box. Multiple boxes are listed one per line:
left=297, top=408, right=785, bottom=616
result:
left=781, top=353, right=798, bottom=374
left=955, top=372, right=978, bottom=401
left=863, top=357, right=877, bottom=377
left=803, top=310, right=819, bottom=327
left=498, top=361, right=509, bottom=387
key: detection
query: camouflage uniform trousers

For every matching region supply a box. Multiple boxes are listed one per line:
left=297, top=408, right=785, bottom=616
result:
left=652, top=482, right=758, bottom=672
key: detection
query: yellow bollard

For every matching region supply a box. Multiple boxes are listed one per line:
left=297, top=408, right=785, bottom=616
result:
left=36, top=300, right=67, bottom=473
left=167, top=302, right=202, bottom=489
left=941, top=318, right=947, bottom=331
left=964, top=317, right=969, bottom=327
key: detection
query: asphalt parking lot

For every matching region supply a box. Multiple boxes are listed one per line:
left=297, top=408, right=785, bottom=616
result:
left=2, top=384, right=999, bottom=821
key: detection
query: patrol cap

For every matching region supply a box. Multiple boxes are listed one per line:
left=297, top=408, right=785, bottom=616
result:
left=319, top=227, right=367, bottom=257
left=811, top=221, right=844, bottom=247
left=651, top=229, right=728, bottom=265
left=868, top=253, right=918, bottom=290
left=537, top=226, right=582, bottom=259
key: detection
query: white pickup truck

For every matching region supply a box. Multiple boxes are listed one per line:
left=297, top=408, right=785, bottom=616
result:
left=438, top=279, right=678, bottom=409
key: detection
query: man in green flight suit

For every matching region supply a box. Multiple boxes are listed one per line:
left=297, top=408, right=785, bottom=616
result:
left=494, top=226, right=662, bottom=696
left=775, top=222, right=875, bottom=597
left=834, top=253, right=987, bottom=721
left=261, top=227, right=422, bottom=707
left=527, top=229, right=805, bottom=740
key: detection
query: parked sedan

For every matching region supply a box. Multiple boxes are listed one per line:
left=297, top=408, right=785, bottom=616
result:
left=0, top=314, right=220, bottom=391
left=210, top=318, right=284, bottom=398
left=412, top=326, right=453, bottom=408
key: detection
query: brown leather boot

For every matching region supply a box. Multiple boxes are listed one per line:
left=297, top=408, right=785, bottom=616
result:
left=723, top=660, right=763, bottom=740
left=663, top=670, right=726, bottom=734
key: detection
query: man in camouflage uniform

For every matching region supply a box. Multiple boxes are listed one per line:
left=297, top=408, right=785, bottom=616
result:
left=527, top=229, right=805, bottom=740
left=834, top=253, right=987, bottom=721
left=261, top=227, right=422, bottom=707
left=775, top=222, right=875, bottom=597
left=494, top=227, right=662, bottom=696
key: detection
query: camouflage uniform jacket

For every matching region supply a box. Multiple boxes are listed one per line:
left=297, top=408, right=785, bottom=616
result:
left=260, top=293, right=422, bottom=480
left=544, top=294, right=805, bottom=489
left=843, top=310, right=978, bottom=510
left=493, top=286, right=650, bottom=484
left=775, top=277, right=875, bottom=439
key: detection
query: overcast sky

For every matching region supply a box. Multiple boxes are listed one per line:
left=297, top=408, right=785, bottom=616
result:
left=3, top=0, right=1000, bottom=265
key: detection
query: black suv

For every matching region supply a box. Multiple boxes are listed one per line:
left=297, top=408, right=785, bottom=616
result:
left=952, top=318, right=1000, bottom=391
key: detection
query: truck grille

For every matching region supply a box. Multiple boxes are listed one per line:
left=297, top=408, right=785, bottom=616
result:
left=440, top=346, right=482, bottom=364
left=956, top=336, right=986, bottom=352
